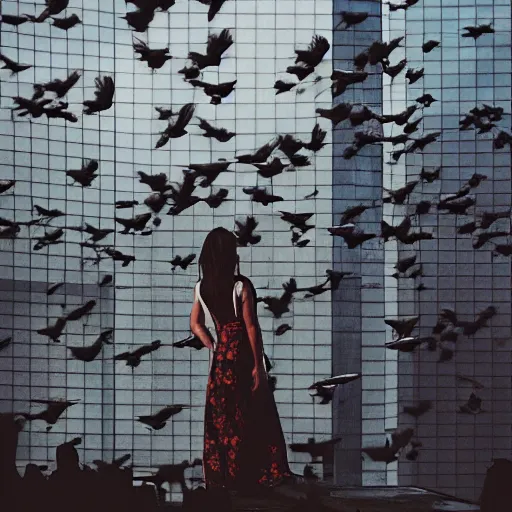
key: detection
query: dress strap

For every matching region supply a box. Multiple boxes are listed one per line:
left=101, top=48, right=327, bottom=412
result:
left=233, top=280, right=243, bottom=319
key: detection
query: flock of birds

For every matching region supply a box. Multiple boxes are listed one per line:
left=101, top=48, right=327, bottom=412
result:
left=0, top=0, right=511, bottom=486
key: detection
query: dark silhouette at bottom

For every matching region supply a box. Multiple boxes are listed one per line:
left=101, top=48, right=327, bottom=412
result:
left=0, top=413, right=314, bottom=512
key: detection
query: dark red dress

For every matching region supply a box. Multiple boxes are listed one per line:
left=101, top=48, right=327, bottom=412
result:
left=203, top=315, right=291, bottom=491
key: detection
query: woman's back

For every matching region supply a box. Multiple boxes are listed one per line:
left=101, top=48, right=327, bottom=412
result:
left=199, top=276, right=240, bottom=328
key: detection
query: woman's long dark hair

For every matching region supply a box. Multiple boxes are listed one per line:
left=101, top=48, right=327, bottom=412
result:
left=198, top=227, right=240, bottom=323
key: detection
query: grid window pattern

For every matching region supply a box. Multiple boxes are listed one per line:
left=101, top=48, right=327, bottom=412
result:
left=0, top=0, right=334, bottom=499
left=383, top=0, right=512, bottom=502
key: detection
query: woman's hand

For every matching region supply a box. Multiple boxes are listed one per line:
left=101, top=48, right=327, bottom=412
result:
left=251, top=366, right=267, bottom=393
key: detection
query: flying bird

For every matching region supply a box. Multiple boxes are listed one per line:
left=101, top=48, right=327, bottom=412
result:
left=133, top=38, right=172, bottom=70
left=403, top=117, right=422, bottom=134
left=197, top=118, right=235, bottom=142
left=136, top=404, right=189, bottom=430
left=188, top=79, right=236, bottom=105
left=83, top=76, right=115, bottom=114
left=259, top=278, right=297, bottom=318
left=155, top=103, right=196, bottom=147
left=235, top=137, right=281, bottom=164
left=405, top=67, right=424, bottom=84
left=173, top=334, right=204, bottom=350
left=1, top=14, right=29, bottom=26
left=422, top=40, right=440, bottom=53
left=362, top=428, right=414, bottom=463
left=385, top=316, right=419, bottom=339
left=338, top=11, right=369, bottom=29
left=33, top=70, right=81, bottom=99
left=114, top=340, right=162, bottom=369
left=37, top=316, right=67, bottom=342
left=383, top=181, right=418, bottom=204
left=403, top=400, right=432, bottom=418
left=462, top=23, right=494, bottom=40
left=166, top=171, right=201, bottom=215
left=328, top=225, right=377, bottom=249
left=121, top=7, right=154, bottom=32
left=437, top=196, right=475, bottom=215
left=295, top=35, right=330, bottom=69
left=275, top=324, right=292, bottom=336
left=194, top=0, right=230, bottom=22
left=234, top=216, right=261, bottom=246
left=104, top=247, right=136, bottom=267
left=339, top=204, right=373, bottom=224
left=11, top=96, right=53, bottom=119
left=331, top=69, right=368, bottom=97
left=386, top=0, right=420, bottom=10
left=188, top=29, right=233, bottom=69
left=420, top=166, right=440, bottom=183
left=178, top=64, right=201, bottom=80
left=138, top=171, right=173, bottom=193
left=51, top=13, right=81, bottom=30
left=31, top=0, right=69, bottom=23
left=286, top=63, right=315, bottom=81
left=289, top=437, right=342, bottom=461
left=459, top=393, right=483, bottom=414
left=456, top=374, right=484, bottom=389
left=242, top=186, right=284, bottom=206
left=279, top=211, right=315, bottom=234
left=33, top=228, right=64, bottom=251
left=308, top=374, right=361, bottom=405
left=253, top=158, right=290, bottom=179
left=385, top=336, right=434, bottom=352
left=20, top=398, right=79, bottom=430
left=274, top=80, right=297, bottom=95
left=316, top=102, right=354, bottom=126
left=155, top=106, right=177, bottom=120
left=202, top=188, right=229, bottom=209
left=0, top=337, right=12, bottom=352
left=67, top=329, right=114, bottom=362
left=99, top=275, right=113, bottom=287
left=479, top=209, right=511, bottom=230
left=170, top=253, right=196, bottom=271
left=67, top=223, right=114, bottom=243
left=383, top=58, right=407, bottom=80
left=115, top=200, right=139, bottom=209
left=115, top=213, right=152, bottom=234
left=416, top=93, right=436, bottom=107
left=0, top=180, right=16, bottom=194
left=66, top=300, right=96, bottom=322
left=47, top=282, right=64, bottom=296
left=185, top=160, right=231, bottom=188
left=280, top=124, right=327, bottom=156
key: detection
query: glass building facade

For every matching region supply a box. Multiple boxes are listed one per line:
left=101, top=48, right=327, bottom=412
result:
left=382, top=0, right=512, bottom=501
left=0, top=0, right=334, bottom=501
left=1, top=0, right=511, bottom=504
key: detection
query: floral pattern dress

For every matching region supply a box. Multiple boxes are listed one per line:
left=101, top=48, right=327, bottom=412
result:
left=203, top=320, right=291, bottom=491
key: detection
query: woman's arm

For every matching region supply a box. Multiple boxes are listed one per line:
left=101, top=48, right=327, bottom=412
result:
left=190, top=287, right=214, bottom=350
left=241, top=281, right=264, bottom=370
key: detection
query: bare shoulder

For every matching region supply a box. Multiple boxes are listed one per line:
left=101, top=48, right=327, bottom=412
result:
left=237, top=275, right=255, bottom=297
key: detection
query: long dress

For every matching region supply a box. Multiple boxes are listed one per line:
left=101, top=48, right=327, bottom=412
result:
left=196, top=278, right=291, bottom=491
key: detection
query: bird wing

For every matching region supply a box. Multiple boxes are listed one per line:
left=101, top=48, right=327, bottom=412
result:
left=198, top=118, right=214, bottom=133
left=113, top=351, right=131, bottom=360
left=173, top=103, right=195, bottom=131
left=182, top=253, right=196, bottom=265
left=133, top=38, right=150, bottom=55
left=96, top=76, right=115, bottom=102
left=134, top=341, right=161, bottom=357
left=188, top=79, right=208, bottom=89
left=207, top=28, right=233, bottom=58
left=253, top=136, right=281, bottom=161
left=310, top=123, right=327, bottom=145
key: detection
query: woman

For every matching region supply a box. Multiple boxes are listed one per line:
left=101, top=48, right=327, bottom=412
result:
left=190, top=227, right=291, bottom=493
